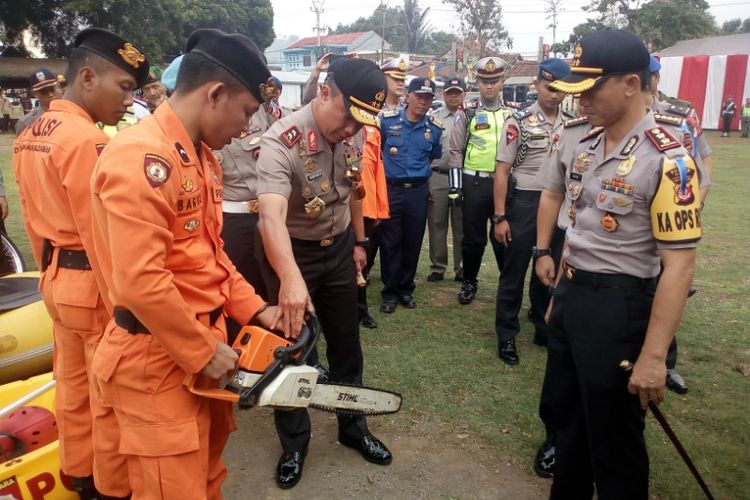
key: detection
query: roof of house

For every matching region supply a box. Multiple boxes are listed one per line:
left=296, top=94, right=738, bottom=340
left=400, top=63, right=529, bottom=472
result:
left=286, top=32, right=370, bottom=50
left=656, top=33, right=750, bottom=57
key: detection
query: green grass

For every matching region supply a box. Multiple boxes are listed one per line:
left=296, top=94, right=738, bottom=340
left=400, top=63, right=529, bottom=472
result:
left=2, top=130, right=748, bottom=499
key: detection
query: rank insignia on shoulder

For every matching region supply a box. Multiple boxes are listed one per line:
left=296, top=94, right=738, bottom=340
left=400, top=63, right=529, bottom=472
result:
left=579, top=126, right=604, bottom=143
left=506, top=124, right=519, bottom=145
left=144, top=154, right=172, bottom=188
left=564, top=116, right=589, bottom=128
left=280, top=126, right=303, bottom=148
left=561, top=110, right=576, bottom=121
left=654, top=113, right=683, bottom=126
left=175, top=142, right=190, bottom=163
left=513, top=108, right=532, bottom=121
left=464, top=99, right=479, bottom=110
left=381, top=109, right=399, bottom=118
left=666, top=104, right=690, bottom=117
left=645, top=126, right=681, bottom=152
left=429, top=115, right=444, bottom=128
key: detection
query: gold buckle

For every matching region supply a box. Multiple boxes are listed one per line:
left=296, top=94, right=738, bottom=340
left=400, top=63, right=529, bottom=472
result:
left=247, top=199, right=259, bottom=214
left=320, top=238, right=334, bottom=247
left=565, top=263, right=575, bottom=281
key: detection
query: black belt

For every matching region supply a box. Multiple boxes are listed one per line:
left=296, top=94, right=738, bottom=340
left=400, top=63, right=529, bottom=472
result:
left=563, top=262, right=656, bottom=290
left=431, top=168, right=448, bottom=175
left=386, top=178, right=428, bottom=188
left=114, top=306, right=223, bottom=335
left=290, top=230, right=349, bottom=248
left=57, top=249, right=91, bottom=270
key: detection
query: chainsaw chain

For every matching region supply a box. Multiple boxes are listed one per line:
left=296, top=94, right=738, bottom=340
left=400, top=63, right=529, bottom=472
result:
left=308, top=382, right=402, bottom=417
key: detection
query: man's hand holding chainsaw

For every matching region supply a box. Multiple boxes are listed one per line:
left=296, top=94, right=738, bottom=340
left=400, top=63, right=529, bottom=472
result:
left=258, top=192, right=314, bottom=339
left=200, top=304, right=283, bottom=379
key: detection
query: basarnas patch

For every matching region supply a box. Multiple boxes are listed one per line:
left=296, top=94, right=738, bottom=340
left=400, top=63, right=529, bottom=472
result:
left=144, top=154, right=172, bottom=187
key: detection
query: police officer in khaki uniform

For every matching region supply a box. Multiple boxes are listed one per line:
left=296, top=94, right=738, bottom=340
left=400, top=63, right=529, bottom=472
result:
left=493, top=58, right=572, bottom=365
left=542, top=30, right=701, bottom=499
left=448, top=57, right=513, bottom=305
left=426, top=77, right=464, bottom=282
left=257, top=57, right=393, bottom=490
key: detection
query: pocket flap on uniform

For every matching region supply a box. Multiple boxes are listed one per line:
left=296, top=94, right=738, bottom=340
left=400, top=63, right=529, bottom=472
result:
left=120, top=419, right=200, bottom=457
left=52, top=269, right=99, bottom=308
left=92, top=349, right=122, bottom=383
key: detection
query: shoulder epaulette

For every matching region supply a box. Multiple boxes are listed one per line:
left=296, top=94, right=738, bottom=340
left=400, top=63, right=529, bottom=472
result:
left=665, top=103, right=691, bottom=117
left=654, top=113, right=683, bottom=127
left=429, top=115, right=444, bottom=129
left=465, top=99, right=479, bottom=110
left=579, top=126, right=604, bottom=143
left=645, top=126, right=681, bottom=152
left=565, top=116, right=589, bottom=128
left=279, top=125, right=302, bottom=148
left=380, top=109, right=399, bottom=118
left=503, top=100, right=520, bottom=110
left=561, top=110, right=577, bottom=121
left=513, top=107, right=533, bottom=121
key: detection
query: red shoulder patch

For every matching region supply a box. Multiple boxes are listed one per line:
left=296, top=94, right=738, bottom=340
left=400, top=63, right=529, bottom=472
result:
left=280, top=126, right=302, bottom=148
left=143, top=154, right=172, bottom=188
left=95, top=143, right=106, bottom=156
left=645, top=126, right=681, bottom=152
left=506, top=124, right=519, bottom=145
left=307, top=130, right=319, bottom=153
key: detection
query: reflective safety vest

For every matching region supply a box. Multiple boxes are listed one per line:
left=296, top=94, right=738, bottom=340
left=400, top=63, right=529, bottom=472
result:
left=464, top=107, right=511, bottom=172
left=742, top=106, right=750, bottom=118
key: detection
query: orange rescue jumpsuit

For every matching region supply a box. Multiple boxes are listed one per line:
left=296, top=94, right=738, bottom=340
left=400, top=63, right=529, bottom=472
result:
left=361, top=125, right=389, bottom=220
left=11, top=99, right=128, bottom=495
left=89, top=102, right=266, bottom=499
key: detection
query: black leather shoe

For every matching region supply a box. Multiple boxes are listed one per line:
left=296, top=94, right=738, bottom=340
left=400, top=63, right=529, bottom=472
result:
left=380, top=299, right=397, bottom=314
left=399, top=294, right=417, bottom=308
left=276, top=450, right=306, bottom=489
left=312, top=363, right=329, bottom=383
left=458, top=280, right=477, bottom=304
left=360, top=315, right=378, bottom=329
left=687, top=284, right=698, bottom=298
left=339, top=434, right=392, bottom=465
left=499, top=339, right=519, bottom=365
left=666, top=369, right=688, bottom=394
left=427, top=272, right=444, bottom=282
left=533, top=440, right=555, bottom=478
left=454, top=269, right=464, bottom=282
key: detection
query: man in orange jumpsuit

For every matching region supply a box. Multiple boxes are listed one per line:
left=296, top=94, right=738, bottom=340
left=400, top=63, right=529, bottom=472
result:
left=12, top=28, right=149, bottom=499
left=89, top=29, right=281, bottom=499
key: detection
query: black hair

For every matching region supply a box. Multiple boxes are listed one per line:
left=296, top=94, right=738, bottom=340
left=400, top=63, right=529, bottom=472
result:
left=638, top=68, right=650, bottom=91
left=64, top=48, right=108, bottom=84
left=173, top=52, right=246, bottom=95
left=323, top=72, right=340, bottom=96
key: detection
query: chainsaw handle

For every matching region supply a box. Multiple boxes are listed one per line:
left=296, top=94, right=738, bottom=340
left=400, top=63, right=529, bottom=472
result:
left=273, top=313, right=321, bottom=365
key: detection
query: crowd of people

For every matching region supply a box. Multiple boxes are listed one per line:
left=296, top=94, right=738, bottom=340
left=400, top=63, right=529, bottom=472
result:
left=4, top=24, right=712, bottom=499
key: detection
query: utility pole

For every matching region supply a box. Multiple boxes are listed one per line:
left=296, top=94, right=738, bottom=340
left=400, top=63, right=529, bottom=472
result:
left=311, top=0, right=326, bottom=47
left=379, top=1, right=388, bottom=65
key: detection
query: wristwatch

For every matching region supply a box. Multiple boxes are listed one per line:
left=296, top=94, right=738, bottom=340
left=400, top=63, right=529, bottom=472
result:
left=531, top=247, right=552, bottom=258
left=355, top=238, right=369, bottom=249
left=491, top=213, right=506, bottom=224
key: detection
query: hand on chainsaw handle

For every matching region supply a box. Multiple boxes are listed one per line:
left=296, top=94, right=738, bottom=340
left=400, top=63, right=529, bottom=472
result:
left=278, top=270, right=314, bottom=340
left=254, top=304, right=282, bottom=332
left=201, top=341, right=239, bottom=380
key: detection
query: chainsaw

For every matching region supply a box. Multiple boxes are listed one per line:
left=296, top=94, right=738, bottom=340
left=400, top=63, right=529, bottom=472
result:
left=186, top=315, right=402, bottom=416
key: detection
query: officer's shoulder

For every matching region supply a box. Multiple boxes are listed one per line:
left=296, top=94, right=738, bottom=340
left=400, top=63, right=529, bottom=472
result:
left=512, top=107, right=533, bottom=121
left=644, top=126, right=684, bottom=157
left=428, top=115, right=444, bottom=129
left=561, top=109, right=577, bottom=121
left=578, top=126, right=604, bottom=143
left=380, top=109, right=400, bottom=119
left=564, top=116, right=589, bottom=128
left=654, top=112, right=683, bottom=127
left=661, top=94, right=693, bottom=112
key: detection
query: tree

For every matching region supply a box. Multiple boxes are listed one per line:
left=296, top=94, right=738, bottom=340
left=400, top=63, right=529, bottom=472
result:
left=443, top=0, right=510, bottom=56
left=402, top=0, right=430, bottom=53
left=422, top=30, right=456, bottom=56
left=721, top=17, right=750, bottom=34
left=182, top=0, right=275, bottom=52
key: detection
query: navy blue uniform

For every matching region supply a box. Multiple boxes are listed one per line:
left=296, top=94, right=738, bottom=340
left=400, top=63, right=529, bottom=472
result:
left=378, top=107, right=443, bottom=302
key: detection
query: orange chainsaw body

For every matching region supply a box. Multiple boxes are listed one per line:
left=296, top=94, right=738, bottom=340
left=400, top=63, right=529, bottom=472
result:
left=233, top=326, right=296, bottom=373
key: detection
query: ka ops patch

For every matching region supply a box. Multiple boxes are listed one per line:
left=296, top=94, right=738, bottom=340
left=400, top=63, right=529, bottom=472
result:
left=144, top=154, right=172, bottom=187
left=650, top=156, right=702, bottom=243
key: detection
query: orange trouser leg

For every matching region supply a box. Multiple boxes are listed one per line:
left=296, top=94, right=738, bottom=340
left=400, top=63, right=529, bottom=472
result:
left=41, top=266, right=129, bottom=494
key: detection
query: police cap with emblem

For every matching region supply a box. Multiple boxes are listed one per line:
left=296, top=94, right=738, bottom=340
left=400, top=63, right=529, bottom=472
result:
left=74, top=28, right=150, bottom=87
left=329, top=57, right=387, bottom=127
left=407, top=77, right=436, bottom=97
left=380, top=57, right=408, bottom=80
left=549, top=29, right=649, bottom=94
left=537, top=58, right=570, bottom=82
left=185, top=28, right=273, bottom=104
left=29, top=68, right=57, bottom=92
left=444, top=76, right=465, bottom=93
left=474, top=57, right=508, bottom=81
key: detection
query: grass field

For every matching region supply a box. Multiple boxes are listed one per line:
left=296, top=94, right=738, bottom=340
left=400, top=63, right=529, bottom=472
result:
left=2, top=130, right=748, bottom=499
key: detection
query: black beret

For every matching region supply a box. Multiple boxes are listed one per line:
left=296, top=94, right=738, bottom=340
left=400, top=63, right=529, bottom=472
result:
left=185, top=28, right=273, bottom=104
left=329, top=58, right=387, bottom=127
left=74, top=28, right=150, bottom=87
left=550, top=30, right=649, bottom=94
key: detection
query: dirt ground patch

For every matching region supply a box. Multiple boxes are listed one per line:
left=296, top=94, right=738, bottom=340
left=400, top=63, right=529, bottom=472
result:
left=222, top=409, right=549, bottom=499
